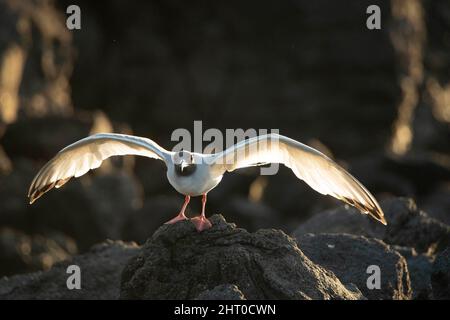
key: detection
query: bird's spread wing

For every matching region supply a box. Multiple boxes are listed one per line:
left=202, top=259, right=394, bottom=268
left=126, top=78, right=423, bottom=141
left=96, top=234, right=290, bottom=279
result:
left=211, top=134, right=386, bottom=225
left=28, top=133, right=172, bottom=204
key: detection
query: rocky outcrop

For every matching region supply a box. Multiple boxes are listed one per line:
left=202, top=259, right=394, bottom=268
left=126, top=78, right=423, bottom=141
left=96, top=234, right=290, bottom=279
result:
left=293, top=198, right=450, bottom=254
left=0, top=210, right=446, bottom=300
left=196, top=284, right=246, bottom=300
left=0, top=240, right=139, bottom=299
left=293, top=198, right=450, bottom=299
left=295, top=233, right=411, bottom=300
left=403, top=250, right=433, bottom=299
left=382, top=198, right=450, bottom=254
left=431, top=247, right=450, bottom=299
left=120, top=215, right=363, bottom=300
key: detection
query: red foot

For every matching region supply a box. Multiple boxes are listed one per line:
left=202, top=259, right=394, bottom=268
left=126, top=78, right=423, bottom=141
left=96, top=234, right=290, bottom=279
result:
left=191, top=216, right=212, bottom=232
left=164, top=213, right=188, bottom=225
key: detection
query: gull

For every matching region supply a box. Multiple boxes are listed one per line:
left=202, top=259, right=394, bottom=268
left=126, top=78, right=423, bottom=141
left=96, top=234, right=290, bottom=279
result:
left=28, top=133, right=387, bottom=231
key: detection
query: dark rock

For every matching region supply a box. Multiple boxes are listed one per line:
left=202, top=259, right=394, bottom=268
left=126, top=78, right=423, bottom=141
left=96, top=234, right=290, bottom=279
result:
left=33, top=172, right=143, bottom=251
left=431, top=247, right=450, bottom=299
left=295, top=233, right=411, bottom=300
left=390, top=245, right=417, bottom=259
left=389, top=244, right=433, bottom=299
left=382, top=198, right=450, bottom=254
left=292, top=204, right=382, bottom=238
left=122, top=195, right=184, bottom=244
left=120, top=215, right=363, bottom=300
left=196, top=284, right=246, bottom=300
left=0, top=158, right=143, bottom=252
left=407, top=253, right=433, bottom=299
left=420, top=185, right=450, bottom=226
left=388, top=244, right=433, bottom=299
left=0, top=158, right=37, bottom=229
left=221, top=196, right=281, bottom=231
left=293, top=198, right=450, bottom=254
left=0, top=227, right=77, bottom=277
left=0, top=240, right=140, bottom=299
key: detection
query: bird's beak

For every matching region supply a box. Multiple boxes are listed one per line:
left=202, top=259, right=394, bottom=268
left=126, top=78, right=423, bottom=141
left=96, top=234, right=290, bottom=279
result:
left=180, top=160, right=188, bottom=172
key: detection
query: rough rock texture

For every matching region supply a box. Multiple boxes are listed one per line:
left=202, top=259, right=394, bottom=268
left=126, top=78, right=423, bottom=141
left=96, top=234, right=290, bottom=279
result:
left=295, top=233, right=411, bottom=300
left=293, top=198, right=448, bottom=299
left=293, top=198, right=450, bottom=254
left=431, top=247, right=450, bottom=299
left=382, top=199, right=450, bottom=254
left=196, top=284, right=246, bottom=300
left=390, top=245, right=433, bottom=299
left=120, top=215, right=363, bottom=300
left=406, top=253, right=433, bottom=299
left=0, top=240, right=139, bottom=299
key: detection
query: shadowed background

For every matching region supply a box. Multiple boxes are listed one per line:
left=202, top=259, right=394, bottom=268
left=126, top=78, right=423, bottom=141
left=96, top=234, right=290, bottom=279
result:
left=0, top=0, right=449, bottom=277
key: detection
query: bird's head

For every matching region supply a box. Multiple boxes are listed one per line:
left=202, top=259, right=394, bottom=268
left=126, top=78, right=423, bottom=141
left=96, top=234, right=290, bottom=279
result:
left=173, top=150, right=197, bottom=176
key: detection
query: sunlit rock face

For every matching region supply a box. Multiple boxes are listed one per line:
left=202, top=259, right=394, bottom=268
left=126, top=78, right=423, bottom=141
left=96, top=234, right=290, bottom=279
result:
left=0, top=0, right=74, bottom=127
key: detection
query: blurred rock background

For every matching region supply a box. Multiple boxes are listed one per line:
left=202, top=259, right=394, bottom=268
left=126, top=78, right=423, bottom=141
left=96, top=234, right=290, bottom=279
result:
left=0, top=0, right=448, bottom=280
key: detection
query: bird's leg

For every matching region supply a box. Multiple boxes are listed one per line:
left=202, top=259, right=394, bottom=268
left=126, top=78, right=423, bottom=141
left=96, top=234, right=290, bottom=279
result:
left=165, top=195, right=190, bottom=225
left=191, top=193, right=212, bottom=232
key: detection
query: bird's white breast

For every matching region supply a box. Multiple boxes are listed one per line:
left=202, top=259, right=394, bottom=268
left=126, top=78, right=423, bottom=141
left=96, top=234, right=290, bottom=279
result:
left=166, top=163, right=223, bottom=196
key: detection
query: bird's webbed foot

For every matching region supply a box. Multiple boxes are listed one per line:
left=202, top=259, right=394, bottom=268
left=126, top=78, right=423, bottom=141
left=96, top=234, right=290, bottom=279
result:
left=190, top=215, right=212, bottom=232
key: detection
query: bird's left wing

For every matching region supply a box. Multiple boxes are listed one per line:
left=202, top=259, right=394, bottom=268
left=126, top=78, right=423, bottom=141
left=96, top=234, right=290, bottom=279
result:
left=28, top=133, right=172, bottom=204
left=210, top=134, right=386, bottom=225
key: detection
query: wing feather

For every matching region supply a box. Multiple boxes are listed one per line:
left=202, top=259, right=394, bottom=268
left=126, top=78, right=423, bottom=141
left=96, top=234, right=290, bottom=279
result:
left=28, top=133, right=171, bottom=204
left=211, top=134, right=386, bottom=225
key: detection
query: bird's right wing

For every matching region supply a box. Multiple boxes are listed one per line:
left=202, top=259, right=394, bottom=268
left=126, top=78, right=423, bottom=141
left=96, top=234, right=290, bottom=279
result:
left=28, top=133, right=173, bottom=204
